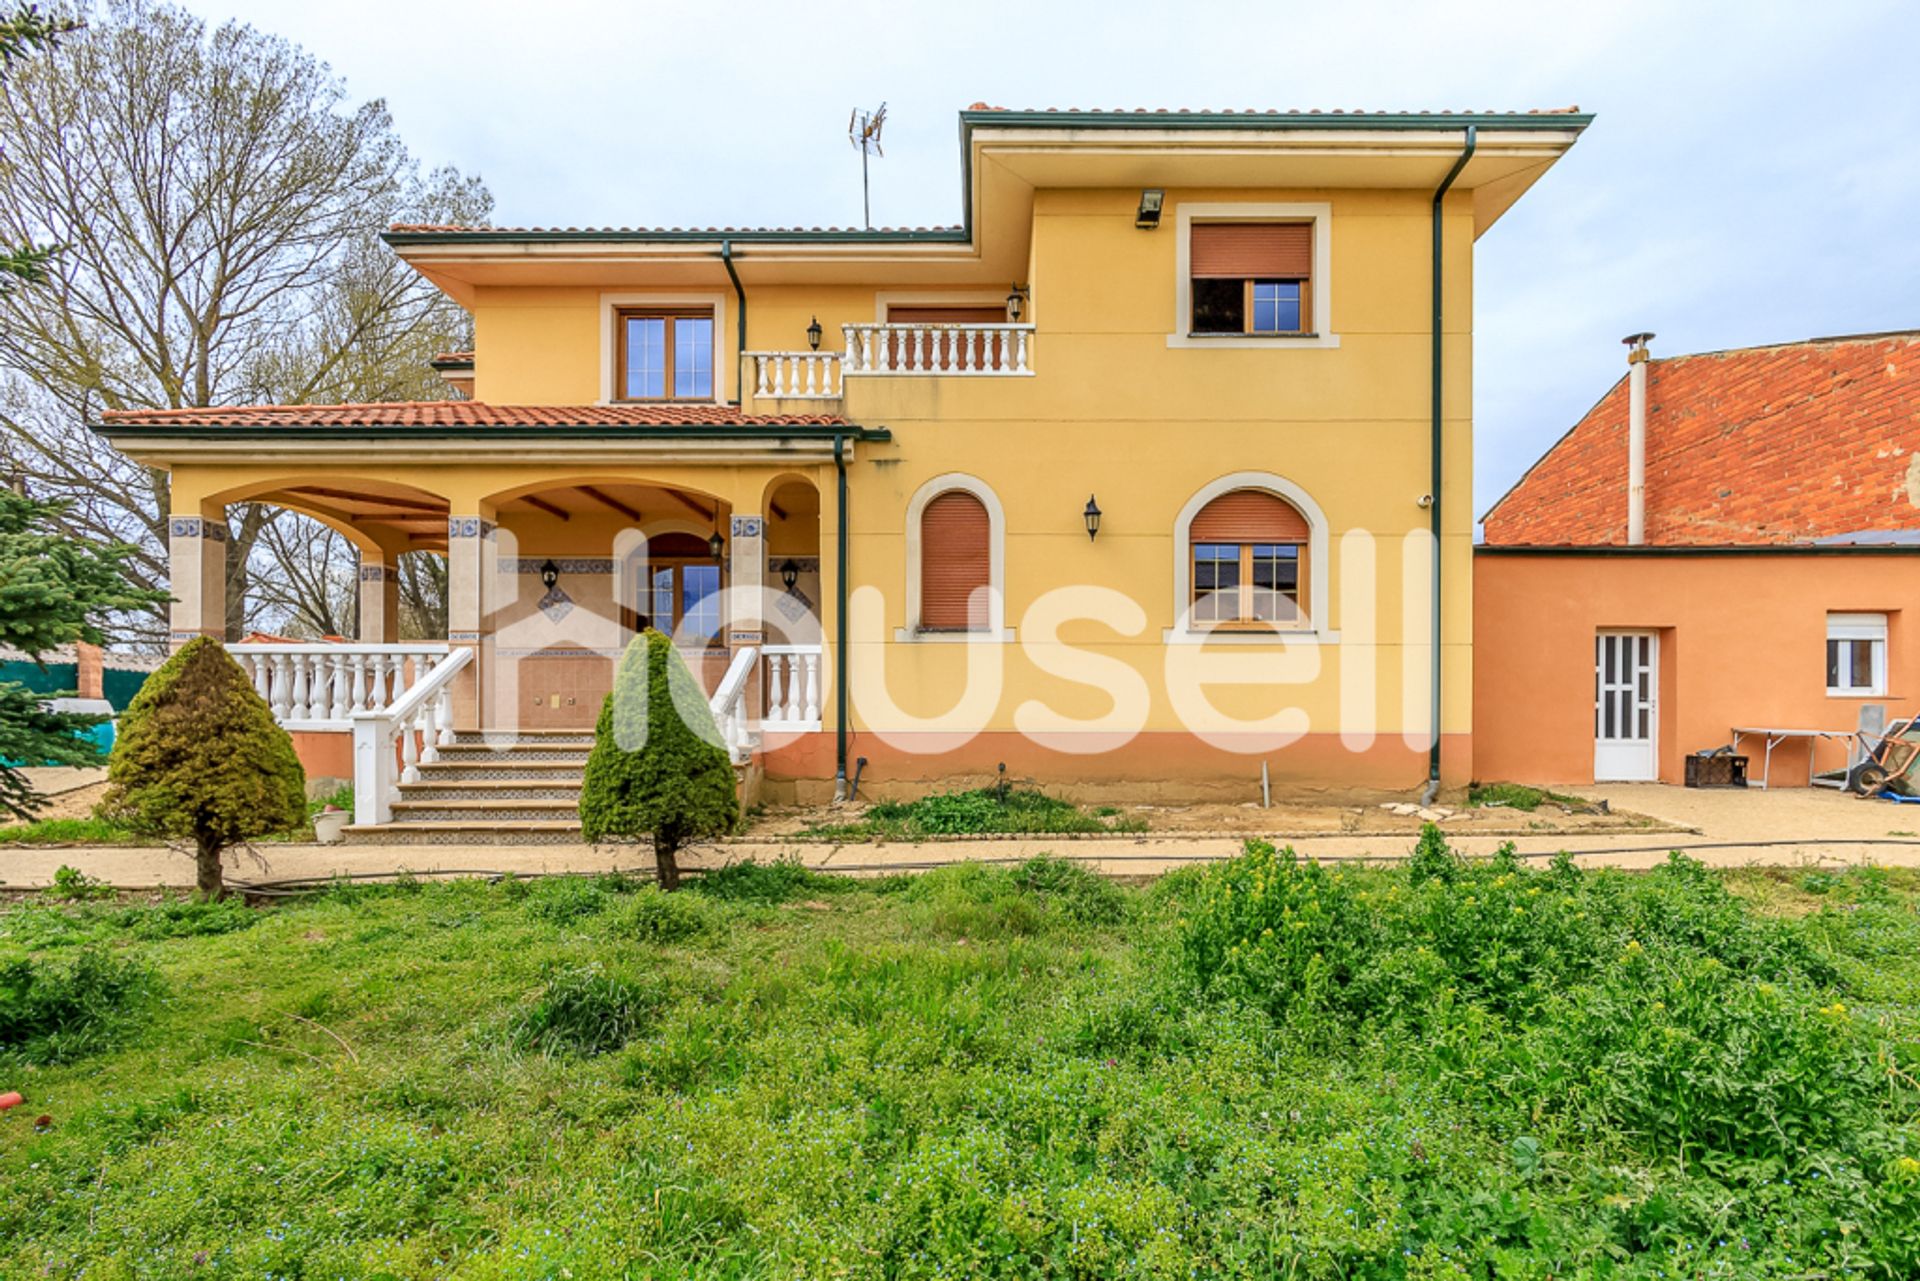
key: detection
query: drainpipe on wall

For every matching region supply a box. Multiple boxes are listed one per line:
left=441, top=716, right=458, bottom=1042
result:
left=1624, top=332, right=1655, bottom=545
left=833, top=435, right=850, bottom=800
left=1422, top=126, right=1476, bottom=807
left=720, top=240, right=747, bottom=405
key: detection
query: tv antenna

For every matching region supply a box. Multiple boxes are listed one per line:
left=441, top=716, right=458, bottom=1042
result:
left=848, top=102, right=886, bottom=229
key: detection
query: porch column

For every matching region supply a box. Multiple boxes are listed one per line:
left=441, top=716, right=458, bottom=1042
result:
left=446, top=515, right=496, bottom=729
left=167, top=512, right=227, bottom=646
left=357, top=554, right=401, bottom=644
left=728, top=513, right=766, bottom=714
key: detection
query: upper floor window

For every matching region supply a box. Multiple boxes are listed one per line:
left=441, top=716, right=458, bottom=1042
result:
left=1188, top=489, right=1311, bottom=626
left=1827, top=612, right=1888, bottom=696
left=618, top=308, right=713, bottom=401
left=1190, top=223, right=1312, bottom=337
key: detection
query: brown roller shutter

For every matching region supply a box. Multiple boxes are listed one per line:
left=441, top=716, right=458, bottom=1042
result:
left=1191, top=223, right=1312, bottom=279
left=920, top=491, right=991, bottom=630
left=1191, top=490, right=1311, bottom=542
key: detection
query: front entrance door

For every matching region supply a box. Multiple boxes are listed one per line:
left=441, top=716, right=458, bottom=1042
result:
left=1594, top=631, right=1658, bottom=781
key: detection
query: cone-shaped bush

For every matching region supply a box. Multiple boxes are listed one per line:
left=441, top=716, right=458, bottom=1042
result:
left=100, top=637, right=306, bottom=898
left=578, top=630, right=738, bottom=889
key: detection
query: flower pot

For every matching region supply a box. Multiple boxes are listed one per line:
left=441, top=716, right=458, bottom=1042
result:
left=312, top=807, right=349, bottom=845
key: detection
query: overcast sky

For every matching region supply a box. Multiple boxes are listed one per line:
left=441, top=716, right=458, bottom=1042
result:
left=193, top=0, right=1920, bottom=517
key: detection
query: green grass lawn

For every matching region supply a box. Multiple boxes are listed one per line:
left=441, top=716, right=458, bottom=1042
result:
left=3, top=841, right=1919, bottom=1278
left=801, top=786, right=1146, bottom=840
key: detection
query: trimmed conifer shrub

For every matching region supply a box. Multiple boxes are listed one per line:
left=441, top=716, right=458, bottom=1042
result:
left=578, top=630, right=738, bottom=890
left=100, top=637, right=307, bottom=899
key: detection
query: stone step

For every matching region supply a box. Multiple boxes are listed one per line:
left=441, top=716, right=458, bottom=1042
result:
left=391, top=799, right=581, bottom=824
left=432, top=742, right=591, bottom=764
left=449, top=729, right=595, bottom=748
left=416, top=759, right=587, bottom=782
left=342, top=820, right=587, bottom=847
left=397, top=779, right=582, bottom=803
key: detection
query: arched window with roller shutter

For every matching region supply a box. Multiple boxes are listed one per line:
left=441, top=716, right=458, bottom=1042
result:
left=904, top=474, right=1009, bottom=639
left=1172, top=473, right=1331, bottom=637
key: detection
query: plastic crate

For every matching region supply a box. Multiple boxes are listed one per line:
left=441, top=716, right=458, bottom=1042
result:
left=1685, top=754, right=1748, bottom=788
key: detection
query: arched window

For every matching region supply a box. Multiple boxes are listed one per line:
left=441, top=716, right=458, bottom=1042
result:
left=1173, top=473, right=1329, bottom=636
left=903, top=473, right=1008, bottom=640
left=919, top=490, right=991, bottom=631
left=1189, top=490, right=1310, bottom=626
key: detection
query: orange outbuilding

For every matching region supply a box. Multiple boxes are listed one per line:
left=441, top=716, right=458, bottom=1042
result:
left=1475, top=330, right=1920, bottom=787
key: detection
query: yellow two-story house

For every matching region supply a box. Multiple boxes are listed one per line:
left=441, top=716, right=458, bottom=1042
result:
left=98, top=105, right=1589, bottom=840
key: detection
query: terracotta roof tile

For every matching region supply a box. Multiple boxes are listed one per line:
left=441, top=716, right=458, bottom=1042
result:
left=388, top=223, right=963, bottom=235
left=428, top=350, right=474, bottom=366
left=98, top=401, right=849, bottom=429
left=1483, top=331, right=1920, bottom=547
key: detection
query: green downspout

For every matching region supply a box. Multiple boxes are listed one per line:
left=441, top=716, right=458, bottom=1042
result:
left=720, top=240, right=746, bottom=405
left=834, top=435, right=850, bottom=798
left=1425, top=126, right=1476, bottom=805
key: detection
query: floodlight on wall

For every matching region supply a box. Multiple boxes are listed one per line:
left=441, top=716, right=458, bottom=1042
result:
left=1136, top=188, right=1165, bottom=229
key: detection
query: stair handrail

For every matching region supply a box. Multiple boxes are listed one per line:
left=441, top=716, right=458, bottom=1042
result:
left=349, top=646, right=474, bottom=826
left=709, top=645, right=758, bottom=764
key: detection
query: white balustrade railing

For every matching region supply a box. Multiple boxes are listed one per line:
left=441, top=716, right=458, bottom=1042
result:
left=708, top=645, right=758, bottom=764
left=231, top=643, right=452, bottom=729
left=842, top=322, right=1035, bottom=376
left=761, top=645, right=822, bottom=730
left=746, top=350, right=842, bottom=399
left=350, top=646, right=473, bottom=826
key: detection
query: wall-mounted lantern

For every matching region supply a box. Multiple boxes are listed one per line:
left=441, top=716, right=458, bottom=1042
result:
left=780, top=559, right=800, bottom=591
left=1083, top=495, right=1102, bottom=541
left=806, top=316, right=823, bottom=351
left=1135, top=188, right=1165, bottom=229
left=539, top=559, right=560, bottom=589
left=1006, top=283, right=1029, bottom=323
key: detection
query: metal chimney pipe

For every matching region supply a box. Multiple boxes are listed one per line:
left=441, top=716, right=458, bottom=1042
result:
left=1623, top=332, right=1655, bottom=544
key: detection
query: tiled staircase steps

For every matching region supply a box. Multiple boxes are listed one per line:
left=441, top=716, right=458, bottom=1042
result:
left=343, top=730, right=590, bottom=846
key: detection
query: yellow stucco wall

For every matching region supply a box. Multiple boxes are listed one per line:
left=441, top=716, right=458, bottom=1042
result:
left=170, top=182, right=1480, bottom=784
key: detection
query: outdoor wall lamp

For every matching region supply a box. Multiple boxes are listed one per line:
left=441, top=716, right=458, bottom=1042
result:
left=780, top=559, right=800, bottom=591
left=1006, top=283, right=1029, bottom=322
left=1135, top=188, right=1164, bottom=229
left=708, top=530, right=725, bottom=561
left=539, top=559, right=560, bottom=589
left=806, top=316, right=823, bottom=351
left=1083, top=495, right=1102, bottom=540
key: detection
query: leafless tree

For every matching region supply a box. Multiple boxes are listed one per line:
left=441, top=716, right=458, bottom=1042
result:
left=0, top=0, right=486, bottom=648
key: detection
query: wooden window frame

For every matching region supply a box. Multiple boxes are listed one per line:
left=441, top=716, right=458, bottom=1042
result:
left=623, top=558, right=727, bottom=649
left=1190, top=541, right=1304, bottom=630
left=614, top=307, right=715, bottom=403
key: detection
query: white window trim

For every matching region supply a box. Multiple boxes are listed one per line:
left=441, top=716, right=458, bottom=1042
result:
left=873, top=290, right=1011, bottom=323
left=599, top=292, right=728, bottom=405
left=1168, top=202, right=1338, bottom=350
left=1827, top=612, right=1889, bottom=697
left=897, top=473, right=1015, bottom=644
left=1165, top=471, right=1336, bottom=643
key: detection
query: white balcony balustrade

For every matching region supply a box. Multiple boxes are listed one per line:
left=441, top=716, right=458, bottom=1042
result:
left=842, top=322, right=1034, bottom=376
left=229, top=643, right=455, bottom=730
left=762, top=645, right=822, bottom=731
left=746, top=351, right=842, bottom=399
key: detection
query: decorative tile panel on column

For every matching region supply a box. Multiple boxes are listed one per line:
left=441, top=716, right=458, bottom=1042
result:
left=727, top=514, right=766, bottom=647
left=167, top=516, right=227, bottom=644
left=357, top=561, right=401, bottom=644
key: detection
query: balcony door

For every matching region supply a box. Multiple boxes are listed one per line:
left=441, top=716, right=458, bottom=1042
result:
left=1594, top=631, right=1659, bottom=782
left=882, top=304, right=1008, bottom=370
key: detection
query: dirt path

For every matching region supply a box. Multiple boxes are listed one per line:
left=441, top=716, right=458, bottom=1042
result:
left=4, top=783, right=1918, bottom=889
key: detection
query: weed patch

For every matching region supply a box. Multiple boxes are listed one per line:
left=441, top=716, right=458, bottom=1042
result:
left=803, top=787, right=1145, bottom=840
left=0, top=947, right=153, bottom=1064
left=507, top=963, right=664, bottom=1057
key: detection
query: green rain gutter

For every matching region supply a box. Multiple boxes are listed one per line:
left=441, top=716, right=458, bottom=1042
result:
left=834, top=435, right=850, bottom=798
left=720, top=240, right=747, bottom=405
left=1424, top=125, right=1475, bottom=806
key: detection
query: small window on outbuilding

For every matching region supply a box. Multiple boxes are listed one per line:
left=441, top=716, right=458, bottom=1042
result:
left=1827, top=612, right=1888, bottom=696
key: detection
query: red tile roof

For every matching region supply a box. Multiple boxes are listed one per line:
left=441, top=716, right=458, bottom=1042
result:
left=429, top=350, right=474, bottom=366
left=964, top=103, right=1583, bottom=116
left=1483, top=331, right=1920, bottom=546
left=98, top=401, right=849, bottom=429
left=389, top=223, right=962, bottom=236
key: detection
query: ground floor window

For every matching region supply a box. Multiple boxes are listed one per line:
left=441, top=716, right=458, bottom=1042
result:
left=1827, top=612, right=1888, bottom=695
